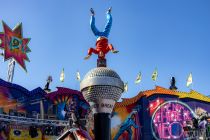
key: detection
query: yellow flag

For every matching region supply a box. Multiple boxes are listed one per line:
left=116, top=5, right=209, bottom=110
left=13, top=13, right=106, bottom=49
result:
left=135, top=72, right=142, bottom=84
left=152, top=68, right=158, bottom=81
left=124, top=82, right=128, bottom=92
left=60, top=68, right=65, bottom=82
left=186, top=73, right=193, bottom=87
left=76, top=71, right=81, bottom=81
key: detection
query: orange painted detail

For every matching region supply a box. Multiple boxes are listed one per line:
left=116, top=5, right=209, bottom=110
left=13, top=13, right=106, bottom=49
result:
left=115, top=86, right=210, bottom=108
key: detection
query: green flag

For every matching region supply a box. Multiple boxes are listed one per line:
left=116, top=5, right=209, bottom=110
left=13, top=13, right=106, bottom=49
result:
left=76, top=71, right=81, bottom=81
left=60, top=68, right=65, bottom=82
left=124, top=82, right=128, bottom=92
left=152, top=68, right=158, bottom=81
left=186, top=73, right=193, bottom=87
left=135, top=72, right=142, bottom=84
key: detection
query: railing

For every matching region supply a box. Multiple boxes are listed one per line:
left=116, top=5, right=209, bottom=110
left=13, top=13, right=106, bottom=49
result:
left=183, top=128, right=210, bottom=140
left=0, top=114, right=69, bottom=126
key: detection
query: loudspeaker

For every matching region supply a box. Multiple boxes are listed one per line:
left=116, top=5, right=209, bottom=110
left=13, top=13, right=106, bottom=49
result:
left=18, top=112, right=26, bottom=117
left=13, top=130, right=21, bottom=136
left=9, top=109, right=18, bottom=116
left=29, top=126, right=38, bottom=138
left=44, top=126, right=54, bottom=136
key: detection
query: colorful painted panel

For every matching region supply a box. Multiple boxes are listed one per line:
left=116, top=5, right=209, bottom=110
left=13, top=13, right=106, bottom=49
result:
left=111, top=104, right=141, bottom=140
left=46, top=87, right=89, bottom=120
left=0, top=86, right=25, bottom=113
left=0, top=22, right=30, bottom=71
left=151, top=100, right=195, bottom=139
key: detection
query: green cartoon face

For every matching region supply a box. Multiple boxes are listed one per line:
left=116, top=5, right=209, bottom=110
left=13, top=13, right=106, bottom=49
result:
left=12, top=38, right=19, bottom=46
left=10, top=37, right=22, bottom=51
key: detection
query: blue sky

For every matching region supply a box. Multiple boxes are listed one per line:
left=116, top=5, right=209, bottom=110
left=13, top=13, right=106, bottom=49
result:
left=0, top=0, right=210, bottom=99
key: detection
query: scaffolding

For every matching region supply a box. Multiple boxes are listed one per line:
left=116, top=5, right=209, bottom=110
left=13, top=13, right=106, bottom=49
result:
left=0, top=114, right=69, bottom=126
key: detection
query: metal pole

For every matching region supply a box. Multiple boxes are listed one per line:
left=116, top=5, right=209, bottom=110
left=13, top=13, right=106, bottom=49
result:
left=40, top=99, right=44, bottom=119
left=94, top=113, right=111, bottom=140
left=7, top=58, right=15, bottom=83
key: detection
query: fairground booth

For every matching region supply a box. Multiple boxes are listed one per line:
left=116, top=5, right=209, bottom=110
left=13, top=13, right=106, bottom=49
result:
left=1, top=77, right=210, bottom=140
left=112, top=86, right=210, bottom=140
left=0, top=78, right=90, bottom=140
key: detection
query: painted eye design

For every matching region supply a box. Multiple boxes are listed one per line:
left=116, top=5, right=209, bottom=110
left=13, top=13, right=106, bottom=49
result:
left=14, top=130, right=21, bottom=136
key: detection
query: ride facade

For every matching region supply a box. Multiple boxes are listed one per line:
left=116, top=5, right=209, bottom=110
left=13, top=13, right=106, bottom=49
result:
left=1, top=78, right=210, bottom=140
left=0, top=78, right=90, bottom=140
left=113, top=86, right=210, bottom=140
left=1, top=7, right=210, bottom=140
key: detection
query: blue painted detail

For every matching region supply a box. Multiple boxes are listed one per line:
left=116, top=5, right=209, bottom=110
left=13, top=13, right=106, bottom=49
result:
left=90, top=13, right=112, bottom=38
left=114, top=113, right=139, bottom=140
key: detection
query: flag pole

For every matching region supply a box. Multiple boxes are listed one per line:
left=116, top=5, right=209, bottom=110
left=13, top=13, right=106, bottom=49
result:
left=191, top=81, right=194, bottom=91
left=154, top=79, right=157, bottom=87
left=76, top=70, right=81, bottom=90
left=152, top=68, right=158, bottom=88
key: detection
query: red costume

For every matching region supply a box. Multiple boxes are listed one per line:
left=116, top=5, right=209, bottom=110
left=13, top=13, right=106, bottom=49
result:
left=87, top=37, right=115, bottom=59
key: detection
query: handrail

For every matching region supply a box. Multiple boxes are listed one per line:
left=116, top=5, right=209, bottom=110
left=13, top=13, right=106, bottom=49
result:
left=0, top=114, right=69, bottom=126
left=183, top=128, right=210, bottom=140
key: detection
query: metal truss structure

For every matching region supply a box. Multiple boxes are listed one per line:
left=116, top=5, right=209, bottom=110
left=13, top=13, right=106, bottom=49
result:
left=0, top=114, right=69, bottom=126
left=7, top=59, right=15, bottom=83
